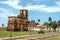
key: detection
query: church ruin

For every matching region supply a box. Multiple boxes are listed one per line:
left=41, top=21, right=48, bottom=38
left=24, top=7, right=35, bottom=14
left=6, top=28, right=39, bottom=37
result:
left=7, top=9, right=28, bottom=31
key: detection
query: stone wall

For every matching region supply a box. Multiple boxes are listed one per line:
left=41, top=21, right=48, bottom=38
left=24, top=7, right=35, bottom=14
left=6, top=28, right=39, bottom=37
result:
left=8, top=9, right=28, bottom=31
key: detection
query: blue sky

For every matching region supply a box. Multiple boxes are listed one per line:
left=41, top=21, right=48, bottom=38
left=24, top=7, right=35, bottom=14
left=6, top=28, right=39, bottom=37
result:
left=0, top=0, right=60, bottom=27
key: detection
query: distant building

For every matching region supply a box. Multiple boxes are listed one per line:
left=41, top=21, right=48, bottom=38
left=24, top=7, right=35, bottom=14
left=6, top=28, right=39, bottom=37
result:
left=31, top=24, right=46, bottom=31
left=28, top=20, right=38, bottom=30
left=0, top=27, right=7, bottom=30
left=7, top=9, right=28, bottom=31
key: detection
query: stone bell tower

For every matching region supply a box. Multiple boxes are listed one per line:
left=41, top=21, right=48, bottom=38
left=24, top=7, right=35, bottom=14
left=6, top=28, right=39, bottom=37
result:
left=20, top=9, right=28, bottom=31
left=20, top=9, right=28, bottom=19
left=17, top=9, right=28, bottom=31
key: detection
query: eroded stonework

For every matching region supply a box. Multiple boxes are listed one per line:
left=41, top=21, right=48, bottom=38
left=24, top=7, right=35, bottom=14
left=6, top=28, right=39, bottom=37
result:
left=8, top=9, right=28, bottom=31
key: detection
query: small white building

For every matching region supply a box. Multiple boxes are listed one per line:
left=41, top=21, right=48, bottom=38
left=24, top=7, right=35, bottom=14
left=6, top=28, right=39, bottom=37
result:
left=28, top=24, right=47, bottom=31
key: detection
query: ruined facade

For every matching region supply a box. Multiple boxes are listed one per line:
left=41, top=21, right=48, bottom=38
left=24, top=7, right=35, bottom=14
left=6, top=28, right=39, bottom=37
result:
left=8, top=9, right=28, bottom=31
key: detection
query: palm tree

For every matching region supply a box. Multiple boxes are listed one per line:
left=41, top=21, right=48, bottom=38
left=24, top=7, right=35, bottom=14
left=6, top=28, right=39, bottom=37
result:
left=48, top=17, right=52, bottom=22
left=38, top=19, right=42, bottom=30
left=38, top=19, right=40, bottom=23
left=2, top=24, right=4, bottom=30
left=2, top=24, right=4, bottom=27
left=48, top=17, right=52, bottom=32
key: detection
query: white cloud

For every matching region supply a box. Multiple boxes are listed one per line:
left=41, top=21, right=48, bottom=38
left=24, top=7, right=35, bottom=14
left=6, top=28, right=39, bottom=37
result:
left=0, top=8, right=17, bottom=18
left=23, top=5, right=60, bottom=12
left=0, top=0, right=19, bottom=9
left=41, top=7, right=60, bottom=12
left=0, top=0, right=60, bottom=12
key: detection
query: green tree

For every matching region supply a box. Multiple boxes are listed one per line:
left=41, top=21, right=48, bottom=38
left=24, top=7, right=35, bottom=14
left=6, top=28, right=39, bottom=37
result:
left=38, top=19, right=40, bottom=23
left=38, top=19, right=40, bottom=25
left=51, top=21, right=57, bottom=32
left=31, top=20, right=36, bottom=31
left=43, top=22, right=47, bottom=25
left=2, top=24, right=4, bottom=27
left=57, top=20, right=60, bottom=31
left=48, top=17, right=52, bottom=21
left=57, top=20, right=60, bottom=26
left=48, top=17, right=52, bottom=32
left=31, top=20, right=35, bottom=23
left=43, top=22, right=49, bottom=30
left=28, top=21, right=30, bottom=23
left=48, top=17, right=52, bottom=25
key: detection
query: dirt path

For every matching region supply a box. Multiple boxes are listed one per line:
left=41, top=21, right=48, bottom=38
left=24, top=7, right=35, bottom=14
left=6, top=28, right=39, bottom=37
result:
left=16, top=32, right=60, bottom=40
left=0, top=32, right=60, bottom=40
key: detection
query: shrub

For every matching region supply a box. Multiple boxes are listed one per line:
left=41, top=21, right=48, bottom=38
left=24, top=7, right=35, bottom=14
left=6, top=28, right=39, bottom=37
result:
left=38, top=30, right=45, bottom=34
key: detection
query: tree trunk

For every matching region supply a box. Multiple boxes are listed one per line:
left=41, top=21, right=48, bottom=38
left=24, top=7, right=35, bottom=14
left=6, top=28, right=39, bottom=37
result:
left=53, top=28, right=56, bottom=32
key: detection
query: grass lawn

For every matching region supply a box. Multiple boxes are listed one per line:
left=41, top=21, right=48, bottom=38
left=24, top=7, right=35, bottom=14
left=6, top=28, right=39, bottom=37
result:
left=0, top=30, right=38, bottom=38
left=0, top=30, right=49, bottom=38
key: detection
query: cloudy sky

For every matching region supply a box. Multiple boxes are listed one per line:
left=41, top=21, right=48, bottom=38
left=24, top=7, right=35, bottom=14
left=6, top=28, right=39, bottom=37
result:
left=0, top=0, right=60, bottom=27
